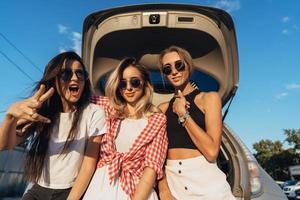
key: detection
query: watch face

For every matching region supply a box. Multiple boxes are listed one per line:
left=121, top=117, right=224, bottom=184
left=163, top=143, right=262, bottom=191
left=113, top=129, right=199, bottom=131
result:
left=179, top=117, right=185, bottom=123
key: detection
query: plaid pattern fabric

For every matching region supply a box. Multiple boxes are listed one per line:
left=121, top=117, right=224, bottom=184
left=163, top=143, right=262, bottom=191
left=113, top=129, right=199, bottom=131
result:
left=90, top=96, right=168, bottom=197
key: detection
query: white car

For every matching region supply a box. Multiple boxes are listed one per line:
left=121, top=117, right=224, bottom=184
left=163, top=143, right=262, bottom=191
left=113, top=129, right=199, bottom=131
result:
left=283, top=181, right=300, bottom=199
left=81, top=3, right=287, bottom=200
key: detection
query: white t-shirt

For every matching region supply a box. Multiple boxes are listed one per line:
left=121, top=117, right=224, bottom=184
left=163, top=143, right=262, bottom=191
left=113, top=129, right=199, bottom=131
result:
left=115, top=118, right=147, bottom=153
left=38, top=103, right=106, bottom=189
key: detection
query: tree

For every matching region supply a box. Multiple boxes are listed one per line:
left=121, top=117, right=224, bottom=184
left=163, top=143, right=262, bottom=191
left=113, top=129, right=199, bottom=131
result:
left=285, top=129, right=300, bottom=151
left=253, top=129, right=300, bottom=181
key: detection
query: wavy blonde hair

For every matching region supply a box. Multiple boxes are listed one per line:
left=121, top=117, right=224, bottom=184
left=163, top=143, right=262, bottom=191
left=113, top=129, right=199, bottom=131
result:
left=159, top=45, right=194, bottom=76
left=105, top=57, right=160, bottom=119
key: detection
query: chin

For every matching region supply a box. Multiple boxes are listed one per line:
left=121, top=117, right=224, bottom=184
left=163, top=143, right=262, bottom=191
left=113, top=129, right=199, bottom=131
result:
left=69, top=97, right=80, bottom=103
left=172, top=82, right=183, bottom=88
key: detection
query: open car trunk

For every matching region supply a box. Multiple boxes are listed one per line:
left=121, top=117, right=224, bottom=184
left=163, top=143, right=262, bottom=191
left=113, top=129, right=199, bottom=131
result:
left=82, top=3, right=244, bottom=198
left=82, top=4, right=239, bottom=106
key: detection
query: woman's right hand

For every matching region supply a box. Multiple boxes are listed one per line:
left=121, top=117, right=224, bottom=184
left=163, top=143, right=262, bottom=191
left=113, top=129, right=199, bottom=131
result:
left=159, top=190, right=176, bottom=200
left=6, top=84, right=54, bottom=124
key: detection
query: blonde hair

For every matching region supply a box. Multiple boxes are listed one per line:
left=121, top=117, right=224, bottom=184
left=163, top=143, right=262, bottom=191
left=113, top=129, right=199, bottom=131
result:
left=159, top=45, right=194, bottom=75
left=105, top=57, right=160, bottom=119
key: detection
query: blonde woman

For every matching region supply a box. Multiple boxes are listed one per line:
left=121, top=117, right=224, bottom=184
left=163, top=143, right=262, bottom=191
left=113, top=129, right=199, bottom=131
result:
left=83, top=58, right=168, bottom=200
left=158, top=46, right=235, bottom=200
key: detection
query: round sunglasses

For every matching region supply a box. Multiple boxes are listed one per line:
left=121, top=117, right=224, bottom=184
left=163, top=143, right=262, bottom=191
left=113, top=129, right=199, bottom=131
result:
left=60, top=68, right=87, bottom=82
left=118, top=77, right=142, bottom=90
left=162, top=60, right=186, bottom=75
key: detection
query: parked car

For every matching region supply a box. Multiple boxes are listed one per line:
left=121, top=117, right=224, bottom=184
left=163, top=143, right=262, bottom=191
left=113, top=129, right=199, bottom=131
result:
left=276, top=180, right=285, bottom=189
left=283, top=180, right=300, bottom=189
left=81, top=4, right=287, bottom=200
left=295, top=188, right=300, bottom=199
left=283, top=181, right=300, bottom=199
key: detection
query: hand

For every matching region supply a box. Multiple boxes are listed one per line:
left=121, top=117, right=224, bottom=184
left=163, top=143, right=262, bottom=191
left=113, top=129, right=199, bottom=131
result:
left=6, top=84, right=54, bottom=124
left=159, top=190, right=176, bottom=200
left=172, top=90, right=190, bottom=117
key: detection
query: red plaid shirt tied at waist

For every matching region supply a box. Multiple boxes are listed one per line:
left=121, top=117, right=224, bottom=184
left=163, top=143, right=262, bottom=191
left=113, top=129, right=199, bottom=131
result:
left=91, top=96, right=168, bottom=197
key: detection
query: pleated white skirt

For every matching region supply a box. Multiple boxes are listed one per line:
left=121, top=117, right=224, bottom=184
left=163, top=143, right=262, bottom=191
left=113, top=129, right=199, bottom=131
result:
left=83, top=165, right=159, bottom=200
left=165, top=156, right=236, bottom=200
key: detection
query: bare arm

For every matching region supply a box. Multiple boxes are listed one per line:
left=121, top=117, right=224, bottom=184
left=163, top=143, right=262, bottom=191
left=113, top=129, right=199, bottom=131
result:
left=0, top=85, right=54, bottom=150
left=67, top=135, right=102, bottom=200
left=0, top=113, right=19, bottom=150
left=158, top=174, right=176, bottom=200
left=157, top=102, right=176, bottom=200
left=173, top=91, right=222, bottom=162
left=131, top=167, right=157, bottom=200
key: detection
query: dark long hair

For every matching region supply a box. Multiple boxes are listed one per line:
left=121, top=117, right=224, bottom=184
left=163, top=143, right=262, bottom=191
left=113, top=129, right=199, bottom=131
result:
left=24, top=51, right=91, bottom=182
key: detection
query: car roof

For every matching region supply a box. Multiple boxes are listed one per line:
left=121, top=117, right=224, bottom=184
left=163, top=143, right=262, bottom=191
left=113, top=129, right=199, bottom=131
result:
left=82, top=3, right=239, bottom=106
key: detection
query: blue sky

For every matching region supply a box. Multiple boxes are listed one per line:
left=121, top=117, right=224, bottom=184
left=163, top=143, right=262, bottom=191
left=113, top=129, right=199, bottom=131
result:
left=0, top=0, right=299, bottom=152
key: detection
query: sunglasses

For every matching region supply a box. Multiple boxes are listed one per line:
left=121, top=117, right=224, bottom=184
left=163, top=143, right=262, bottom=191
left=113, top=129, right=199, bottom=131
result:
left=162, top=60, right=186, bottom=75
left=118, top=77, right=142, bottom=90
left=60, top=68, right=87, bottom=82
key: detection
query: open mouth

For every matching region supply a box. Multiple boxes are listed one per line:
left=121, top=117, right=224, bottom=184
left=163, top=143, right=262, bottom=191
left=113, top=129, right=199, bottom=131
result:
left=69, top=85, right=80, bottom=95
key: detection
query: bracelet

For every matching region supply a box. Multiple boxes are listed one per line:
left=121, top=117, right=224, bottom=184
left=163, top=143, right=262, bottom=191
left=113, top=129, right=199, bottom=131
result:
left=177, top=111, right=190, bottom=126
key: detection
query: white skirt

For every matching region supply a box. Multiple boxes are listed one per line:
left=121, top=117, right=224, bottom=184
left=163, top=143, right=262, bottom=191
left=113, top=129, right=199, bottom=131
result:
left=83, top=165, right=159, bottom=200
left=165, top=156, right=236, bottom=200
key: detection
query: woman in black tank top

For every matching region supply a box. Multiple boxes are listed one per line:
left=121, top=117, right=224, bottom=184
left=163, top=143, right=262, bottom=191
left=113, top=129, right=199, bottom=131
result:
left=157, top=46, right=235, bottom=200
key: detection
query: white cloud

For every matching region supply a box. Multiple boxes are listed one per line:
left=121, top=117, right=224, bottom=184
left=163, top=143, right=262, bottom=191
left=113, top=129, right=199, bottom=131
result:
left=58, top=24, right=68, bottom=34
left=71, top=32, right=82, bottom=56
left=214, top=0, right=241, bottom=13
left=282, top=29, right=290, bottom=35
left=57, top=26, right=82, bottom=56
left=59, top=47, right=67, bottom=53
left=275, top=92, right=288, bottom=99
left=281, top=16, right=290, bottom=23
left=286, top=84, right=300, bottom=90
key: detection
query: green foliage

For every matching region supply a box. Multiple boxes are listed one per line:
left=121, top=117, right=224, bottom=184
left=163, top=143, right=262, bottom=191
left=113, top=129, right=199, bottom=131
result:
left=284, top=129, right=300, bottom=150
left=253, top=129, right=300, bottom=181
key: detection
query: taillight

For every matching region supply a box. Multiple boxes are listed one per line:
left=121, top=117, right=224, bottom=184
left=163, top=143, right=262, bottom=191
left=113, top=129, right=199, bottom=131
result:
left=248, top=161, right=263, bottom=195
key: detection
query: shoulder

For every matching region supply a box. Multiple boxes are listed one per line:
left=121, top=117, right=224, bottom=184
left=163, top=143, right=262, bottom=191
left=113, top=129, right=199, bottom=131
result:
left=90, top=95, right=109, bottom=105
left=83, top=103, right=106, bottom=118
left=158, top=102, right=169, bottom=113
left=203, top=91, right=220, bottom=101
left=195, top=91, right=221, bottom=111
left=86, top=103, right=105, bottom=112
left=149, top=112, right=167, bottom=123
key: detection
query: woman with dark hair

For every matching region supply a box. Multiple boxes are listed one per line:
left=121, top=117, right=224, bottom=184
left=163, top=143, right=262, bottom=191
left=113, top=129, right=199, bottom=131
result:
left=0, top=51, right=106, bottom=200
left=83, top=58, right=168, bottom=200
left=157, top=46, right=235, bottom=200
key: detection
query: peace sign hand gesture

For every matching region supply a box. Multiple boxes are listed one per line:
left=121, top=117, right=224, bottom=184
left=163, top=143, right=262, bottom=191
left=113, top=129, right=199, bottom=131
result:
left=7, top=84, right=54, bottom=124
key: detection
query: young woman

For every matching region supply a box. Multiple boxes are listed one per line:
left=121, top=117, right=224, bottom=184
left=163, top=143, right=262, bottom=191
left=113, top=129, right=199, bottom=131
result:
left=0, top=52, right=106, bottom=200
left=83, top=57, right=168, bottom=200
left=157, top=46, right=235, bottom=200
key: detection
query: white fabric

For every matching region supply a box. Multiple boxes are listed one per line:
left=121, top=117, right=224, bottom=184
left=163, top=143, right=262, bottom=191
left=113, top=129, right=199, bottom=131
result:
left=38, top=103, right=106, bottom=189
left=83, top=166, right=159, bottom=200
left=165, top=156, right=236, bottom=200
left=115, top=118, right=147, bottom=152
left=83, top=118, right=158, bottom=200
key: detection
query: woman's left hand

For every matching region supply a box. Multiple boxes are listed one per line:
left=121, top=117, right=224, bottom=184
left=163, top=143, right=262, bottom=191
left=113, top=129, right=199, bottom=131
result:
left=172, top=90, right=190, bottom=117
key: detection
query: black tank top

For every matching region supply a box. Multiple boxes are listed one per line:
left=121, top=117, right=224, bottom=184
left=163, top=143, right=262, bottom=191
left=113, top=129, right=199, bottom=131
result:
left=166, top=89, right=206, bottom=149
